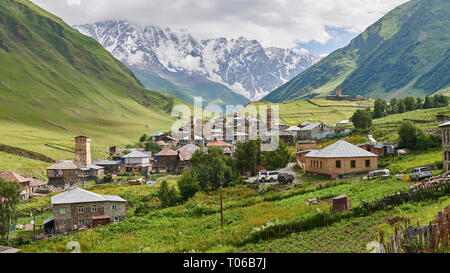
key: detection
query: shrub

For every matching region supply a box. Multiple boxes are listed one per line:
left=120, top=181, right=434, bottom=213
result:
left=177, top=171, right=201, bottom=201
left=157, top=180, right=178, bottom=208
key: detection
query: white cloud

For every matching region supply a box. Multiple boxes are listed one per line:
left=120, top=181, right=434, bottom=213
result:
left=66, top=0, right=81, bottom=6
left=31, top=0, right=409, bottom=48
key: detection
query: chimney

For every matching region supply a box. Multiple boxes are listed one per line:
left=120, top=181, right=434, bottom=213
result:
left=336, top=87, right=342, bottom=97
left=75, top=136, right=91, bottom=167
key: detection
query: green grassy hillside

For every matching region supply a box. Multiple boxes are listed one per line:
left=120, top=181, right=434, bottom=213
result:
left=264, top=0, right=450, bottom=102
left=0, top=0, right=189, bottom=161
left=247, top=99, right=373, bottom=125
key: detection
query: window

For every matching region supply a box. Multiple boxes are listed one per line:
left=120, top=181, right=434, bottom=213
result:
left=351, top=160, right=356, bottom=168
left=91, top=204, right=97, bottom=212
left=320, top=161, right=323, bottom=169
left=111, top=204, right=117, bottom=211
left=114, top=217, right=120, bottom=222
left=78, top=219, right=85, bottom=226
left=78, top=205, right=84, bottom=214
left=365, top=160, right=371, bottom=168
left=60, top=207, right=66, bottom=215
left=336, top=160, right=341, bottom=168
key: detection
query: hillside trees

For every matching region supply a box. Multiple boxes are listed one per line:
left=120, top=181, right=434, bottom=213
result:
left=398, top=121, right=441, bottom=150
left=0, top=179, right=20, bottom=239
left=350, top=108, right=373, bottom=129
left=235, top=139, right=261, bottom=176
left=261, top=140, right=292, bottom=170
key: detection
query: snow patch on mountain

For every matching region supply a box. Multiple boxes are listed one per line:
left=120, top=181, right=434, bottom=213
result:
left=73, top=21, right=322, bottom=101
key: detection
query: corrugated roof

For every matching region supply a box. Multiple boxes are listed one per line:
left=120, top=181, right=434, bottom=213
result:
left=299, top=123, right=321, bottom=131
left=121, top=151, right=150, bottom=158
left=305, top=140, right=378, bottom=158
left=287, top=126, right=301, bottom=131
left=47, top=160, right=78, bottom=170
left=51, top=187, right=126, bottom=205
left=439, top=121, right=450, bottom=127
left=97, top=160, right=121, bottom=165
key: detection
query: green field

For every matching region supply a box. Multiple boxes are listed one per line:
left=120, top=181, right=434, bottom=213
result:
left=247, top=99, right=373, bottom=126
left=14, top=169, right=427, bottom=253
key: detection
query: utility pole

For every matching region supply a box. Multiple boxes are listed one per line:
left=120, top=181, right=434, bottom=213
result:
left=32, top=210, right=36, bottom=241
left=220, top=187, right=224, bottom=228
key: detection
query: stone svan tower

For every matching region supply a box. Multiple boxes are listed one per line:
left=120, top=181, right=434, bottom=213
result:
left=75, top=136, right=91, bottom=167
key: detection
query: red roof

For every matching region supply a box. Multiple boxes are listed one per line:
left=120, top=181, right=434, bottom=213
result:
left=207, top=140, right=229, bottom=147
left=156, top=140, right=168, bottom=146
left=256, top=165, right=266, bottom=172
left=155, top=148, right=178, bottom=156
left=0, top=171, right=30, bottom=183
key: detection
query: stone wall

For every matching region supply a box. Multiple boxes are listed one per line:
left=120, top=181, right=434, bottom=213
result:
left=53, top=201, right=126, bottom=233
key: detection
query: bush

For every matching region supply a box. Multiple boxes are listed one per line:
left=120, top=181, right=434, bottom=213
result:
left=177, top=171, right=201, bottom=201
left=157, top=180, right=178, bottom=208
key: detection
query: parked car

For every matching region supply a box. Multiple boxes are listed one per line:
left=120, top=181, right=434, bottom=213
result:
left=256, top=171, right=268, bottom=182
left=278, top=173, right=295, bottom=184
left=410, top=167, right=432, bottom=181
left=363, top=169, right=391, bottom=180
left=266, top=171, right=280, bottom=182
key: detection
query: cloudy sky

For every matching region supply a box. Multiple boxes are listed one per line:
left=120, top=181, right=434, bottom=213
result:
left=31, top=0, right=409, bottom=55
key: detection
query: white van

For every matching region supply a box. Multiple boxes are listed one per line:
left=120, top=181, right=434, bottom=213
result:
left=256, top=171, right=279, bottom=182
left=266, top=171, right=280, bottom=182
left=363, top=169, right=391, bottom=180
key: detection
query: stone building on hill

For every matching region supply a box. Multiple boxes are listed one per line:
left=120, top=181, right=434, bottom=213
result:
left=46, top=187, right=126, bottom=233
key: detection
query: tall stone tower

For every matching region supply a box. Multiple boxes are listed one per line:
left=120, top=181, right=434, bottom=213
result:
left=336, top=87, right=342, bottom=97
left=439, top=122, right=450, bottom=173
left=75, top=136, right=91, bottom=167
left=267, top=108, right=273, bottom=132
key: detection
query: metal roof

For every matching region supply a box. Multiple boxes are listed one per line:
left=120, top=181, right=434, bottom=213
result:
left=305, top=140, right=378, bottom=158
left=121, top=151, right=151, bottom=158
left=51, top=187, right=126, bottom=205
left=439, top=121, right=450, bottom=127
left=47, top=160, right=78, bottom=170
left=299, top=123, right=322, bottom=131
left=97, top=160, right=121, bottom=165
left=287, top=126, right=302, bottom=131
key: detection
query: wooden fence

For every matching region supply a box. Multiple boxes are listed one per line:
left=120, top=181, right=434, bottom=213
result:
left=378, top=212, right=450, bottom=253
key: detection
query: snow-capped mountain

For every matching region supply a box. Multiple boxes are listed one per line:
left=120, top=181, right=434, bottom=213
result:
left=74, top=21, right=322, bottom=101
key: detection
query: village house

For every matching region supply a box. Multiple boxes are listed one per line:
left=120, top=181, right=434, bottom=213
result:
left=439, top=121, right=450, bottom=173
left=296, top=140, right=317, bottom=151
left=298, top=121, right=311, bottom=128
left=95, top=160, right=121, bottom=173
left=298, top=123, right=335, bottom=141
left=121, top=151, right=152, bottom=176
left=303, top=140, right=378, bottom=179
left=47, top=160, right=79, bottom=189
left=45, top=187, right=126, bottom=233
left=79, top=165, right=105, bottom=183
left=207, top=139, right=235, bottom=156
left=0, top=171, right=32, bottom=200
left=176, top=144, right=200, bottom=173
left=286, top=126, right=302, bottom=138
left=154, top=148, right=179, bottom=173
left=436, top=114, right=450, bottom=123
left=358, top=142, right=398, bottom=158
